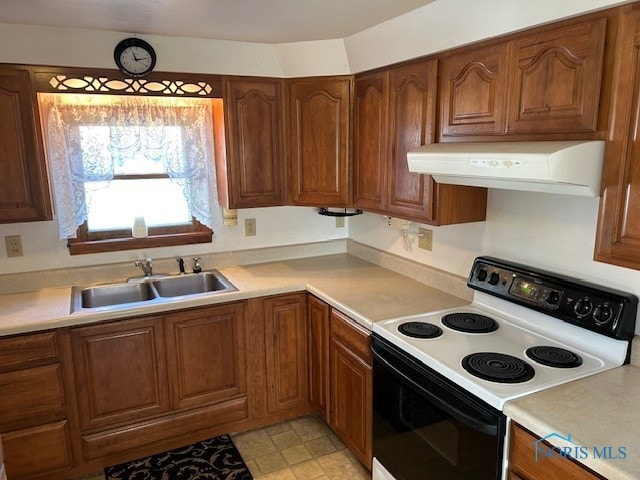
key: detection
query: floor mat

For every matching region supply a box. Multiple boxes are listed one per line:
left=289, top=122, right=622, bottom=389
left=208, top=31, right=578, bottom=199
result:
left=104, top=434, right=253, bottom=480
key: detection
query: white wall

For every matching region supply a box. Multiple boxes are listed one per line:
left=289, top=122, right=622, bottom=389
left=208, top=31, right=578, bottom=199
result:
left=0, top=207, right=347, bottom=274
left=349, top=190, right=640, bottom=333
left=344, top=0, right=630, bottom=72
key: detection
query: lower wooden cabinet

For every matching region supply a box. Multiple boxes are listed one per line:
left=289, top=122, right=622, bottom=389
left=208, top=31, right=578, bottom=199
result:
left=71, top=315, right=171, bottom=431
left=307, top=294, right=330, bottom=421
left=509, top=423, right=604, bottom=480
left=307, top=295, right=373, bottom=469
left=264, top=293, right=309, bottom=413
left=164, top=303, right=246, bottom=411
left=329, top=309, right=372, bottom=469
left=0, top=331, right=72, bottom=480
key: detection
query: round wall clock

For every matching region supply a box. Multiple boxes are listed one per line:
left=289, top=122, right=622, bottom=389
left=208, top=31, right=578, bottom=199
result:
left=114, top=38, right=157, bottom=77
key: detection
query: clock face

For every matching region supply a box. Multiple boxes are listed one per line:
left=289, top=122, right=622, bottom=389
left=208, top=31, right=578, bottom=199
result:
left=114, top=38, right=156, bottom=77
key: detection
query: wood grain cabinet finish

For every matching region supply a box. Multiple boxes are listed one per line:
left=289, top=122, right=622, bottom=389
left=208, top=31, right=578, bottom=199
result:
left=0, top=331, right=71, bottom=480
left=307, top=294, right=330, bottom=422
left=164, top=303, right=246, bottom=411
left=596, top=5, right=640, bottom=270
left=0, top=65, right=52, bottom=223
left=264, top=293, right=309, bottom=414
left=439, top=42, right=510, bottom=138
left=220, top=78, right=286, bottom=208
left=289, top=77, right=351, bottom=206
left=509, top=423, right=604, bottom=480
left=329, top=309, right=372, bottom=469
left=507, top=18, right=607, bottom=134
left=71, top=316, right=170, bottom=431
left=2, top=421, right=73, bottom=479
left=353, top=71, right=389, bottom=213
left=386, top=60, right=438, bottom=222
left=354, top=62, right=487, bottom=224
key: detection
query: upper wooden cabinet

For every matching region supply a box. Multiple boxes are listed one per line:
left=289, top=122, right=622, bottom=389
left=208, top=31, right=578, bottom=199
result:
left=439, top=16, right=608, bottom=140
left=439, top=42, right=509, bottom=137
left=354, top=61, right=487, bottom=224
left=353, top=71, right=389, bottom=213
left=217, top=78, right=286, bottom=208
left=0, top=65, right=52, bottom=223
left=596, top=5, right=640, bottom=270
left=507, top=17, right=606, bottom=134
left=288, top=77, right=351, bottom=206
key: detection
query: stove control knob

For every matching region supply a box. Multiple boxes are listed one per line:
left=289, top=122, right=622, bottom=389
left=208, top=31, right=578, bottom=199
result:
left=593, top=304, right=614, bottom=324
left=488, top=272, right=500, bottom=286
left=546, top=291, right=560, bottom=305
left=476, top=268, right=488, bottom=281
left=573, top=298, right=593, bottom=318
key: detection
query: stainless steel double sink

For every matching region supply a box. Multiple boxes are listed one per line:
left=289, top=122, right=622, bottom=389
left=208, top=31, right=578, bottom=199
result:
left=71, top=270, right=237, bottom=312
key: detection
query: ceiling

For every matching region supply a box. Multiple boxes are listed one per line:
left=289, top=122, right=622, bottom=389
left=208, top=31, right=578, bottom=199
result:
left=0, top=0, right=436, bottom=43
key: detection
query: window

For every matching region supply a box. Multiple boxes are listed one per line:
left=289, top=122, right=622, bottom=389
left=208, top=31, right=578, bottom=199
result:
left=39, top=93, right=220, bottom=254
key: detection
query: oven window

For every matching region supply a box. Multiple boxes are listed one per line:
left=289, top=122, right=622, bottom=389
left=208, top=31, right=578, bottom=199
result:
left=373, top=349, right=504, bottom=480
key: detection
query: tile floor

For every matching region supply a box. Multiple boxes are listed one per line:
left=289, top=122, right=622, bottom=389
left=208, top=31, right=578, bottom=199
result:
left=77, top=414, right=370, bottom=480
left=231, top=415, right=371, bottom=480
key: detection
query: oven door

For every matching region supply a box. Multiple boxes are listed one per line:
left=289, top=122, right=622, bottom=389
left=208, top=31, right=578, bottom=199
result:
left=372, top=335, right=506, bottom=480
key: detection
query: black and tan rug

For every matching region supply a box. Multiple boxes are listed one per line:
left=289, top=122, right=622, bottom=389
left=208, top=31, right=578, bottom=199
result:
left=105, top=435, right=253, bottom=480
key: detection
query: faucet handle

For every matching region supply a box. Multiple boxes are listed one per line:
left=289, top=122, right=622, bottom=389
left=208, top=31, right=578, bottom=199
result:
left=193, top=257, right=202, bottom=273
left=177, top=257, right=186, bottom=274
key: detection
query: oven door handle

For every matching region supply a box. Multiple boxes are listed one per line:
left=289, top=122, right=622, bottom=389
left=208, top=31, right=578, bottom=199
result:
left=374, top=352, right=498, bottom=436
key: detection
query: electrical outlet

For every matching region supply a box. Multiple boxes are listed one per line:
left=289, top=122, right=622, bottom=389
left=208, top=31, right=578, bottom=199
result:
left=335, top=217, right=345, bottom=228
left=5, top=235, right=23, bottom=257
left=244, top=218, right=256, bottom=236
left=418, top=228, right=433, bottom=251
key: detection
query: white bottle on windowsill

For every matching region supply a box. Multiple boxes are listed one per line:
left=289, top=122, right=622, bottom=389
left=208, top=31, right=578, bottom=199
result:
left=132, top=216, right=148, bottom=238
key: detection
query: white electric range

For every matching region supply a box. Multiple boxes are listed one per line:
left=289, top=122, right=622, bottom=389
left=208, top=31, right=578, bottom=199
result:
left=371, top=256, right=637, bottom=480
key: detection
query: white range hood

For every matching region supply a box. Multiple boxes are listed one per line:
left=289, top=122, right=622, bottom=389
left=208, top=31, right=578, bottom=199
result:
left=407, top=140, right=605, bottom=196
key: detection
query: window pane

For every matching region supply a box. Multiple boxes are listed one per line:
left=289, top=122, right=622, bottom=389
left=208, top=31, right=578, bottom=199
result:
left=78, top=125, right=184, bottom=175
left=85, top=179, right=192, bottom=231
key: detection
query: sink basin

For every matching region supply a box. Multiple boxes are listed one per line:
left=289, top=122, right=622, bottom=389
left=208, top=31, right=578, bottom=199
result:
left=70, top=270, right=237, bottom=312
left=78, top=282, right=156, bottom=308
left=152, top=272, right=236, bottom=298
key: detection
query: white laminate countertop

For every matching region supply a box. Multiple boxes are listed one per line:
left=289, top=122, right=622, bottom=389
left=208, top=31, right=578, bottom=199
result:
left=505, top=365, right=640, bottom=480
left=0, top=253, right=469, bottom=336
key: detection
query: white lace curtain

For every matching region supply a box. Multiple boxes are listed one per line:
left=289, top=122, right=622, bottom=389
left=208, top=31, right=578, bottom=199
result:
left=39, top=93, right=220, bottom=240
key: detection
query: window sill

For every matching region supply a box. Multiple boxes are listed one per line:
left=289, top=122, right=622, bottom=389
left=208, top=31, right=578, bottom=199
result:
left=67, top=231, right=212, bottom=255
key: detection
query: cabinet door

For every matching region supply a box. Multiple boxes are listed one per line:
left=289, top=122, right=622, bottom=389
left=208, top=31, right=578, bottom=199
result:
left=289, top=78, right=351, bottom=206
left=165, top=303, right=246, bottom=411
left=222, top=78, right=285, bottom=207
left=264, top=293, right=308, bottom=413
left=307, top=295, right=330, bottom=421
left=71, top=316, right=169, bottom=431
left=0, top=66, right=52, bottom=223
left=387, top=59, right=438, bottom=222
left=506, top=18, right=606, bottom=134
left=354, top=71, right=389, bottom=213
left=596, top=6, right=640, bottom=270
left=440, top=42, right=509, bottom=138
left=329, top=310, right=372, bottom=468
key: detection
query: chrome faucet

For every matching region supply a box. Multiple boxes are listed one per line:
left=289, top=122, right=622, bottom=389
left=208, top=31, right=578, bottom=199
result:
left=134, top=257, right=153, bottom=277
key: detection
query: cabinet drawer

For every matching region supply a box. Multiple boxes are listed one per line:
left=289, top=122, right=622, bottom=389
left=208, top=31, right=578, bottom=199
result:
left=0, top=363, right=66, bottom=432
left=330, top=310, right=371, bottom=363
left=509, top=423, right=603, bottom=480
left=0, top=331, right=58, bottom=373
left=3, top=420, right=72, bottom=479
